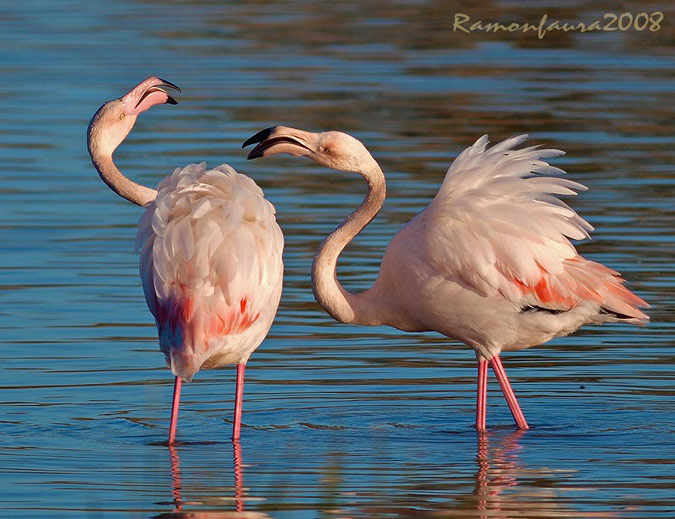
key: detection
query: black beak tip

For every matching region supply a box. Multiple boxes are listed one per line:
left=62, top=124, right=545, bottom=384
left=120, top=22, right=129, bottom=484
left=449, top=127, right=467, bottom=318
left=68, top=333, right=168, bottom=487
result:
left=242, top=127, right=275, bottom=149
left=166, top=96, right=178, bottom=105
left=246, top=149, right=263, bottom=160
left=157, top=77, right=182, bottom=93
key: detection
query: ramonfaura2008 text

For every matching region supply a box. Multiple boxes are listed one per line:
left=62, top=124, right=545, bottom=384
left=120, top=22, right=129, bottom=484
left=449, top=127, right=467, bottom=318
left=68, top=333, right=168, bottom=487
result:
left=453, top=12, right=663, bottom=40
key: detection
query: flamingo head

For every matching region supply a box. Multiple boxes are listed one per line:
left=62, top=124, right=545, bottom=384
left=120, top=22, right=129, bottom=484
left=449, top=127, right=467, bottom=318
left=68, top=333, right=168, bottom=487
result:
left=243, top=126, right=377, bottom=173
left=88, top=77, right=180, bottom=157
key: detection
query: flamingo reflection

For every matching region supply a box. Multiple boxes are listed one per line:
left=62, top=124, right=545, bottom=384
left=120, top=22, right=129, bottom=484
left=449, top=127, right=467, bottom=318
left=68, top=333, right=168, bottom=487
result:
left=345, top=430, right=619, bottom=518
left=458, top=431, right=618, bottom=518
left=156, top=442, right=270, bottom=519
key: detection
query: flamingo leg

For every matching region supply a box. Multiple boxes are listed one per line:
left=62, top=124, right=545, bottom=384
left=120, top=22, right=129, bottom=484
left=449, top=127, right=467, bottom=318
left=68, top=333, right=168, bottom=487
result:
left=232, top=363, right=245, bottom=441
left=489, top=355, right=529, bottom=430
left=168, top=376, right=182, bottom=445
left=475, top=358, right=488, bottom=432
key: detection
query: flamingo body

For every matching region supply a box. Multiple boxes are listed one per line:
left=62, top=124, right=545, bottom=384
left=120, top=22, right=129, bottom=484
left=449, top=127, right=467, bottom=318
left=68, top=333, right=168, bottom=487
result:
left=372, top=135, right=647, bottom=360
left=136, top=162, right=283, bottom=382
left=244, top=127, right=648, bottom=431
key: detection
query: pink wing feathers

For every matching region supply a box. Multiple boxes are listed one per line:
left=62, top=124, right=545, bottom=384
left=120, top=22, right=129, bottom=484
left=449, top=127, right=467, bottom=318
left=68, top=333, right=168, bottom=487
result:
left=136, top=163, right=284, bottom=381
left=424, top=135, right=648, bottom=323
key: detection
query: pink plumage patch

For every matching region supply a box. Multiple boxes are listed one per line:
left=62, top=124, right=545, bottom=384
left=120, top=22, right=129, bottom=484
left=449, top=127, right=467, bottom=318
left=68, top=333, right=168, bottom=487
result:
left=504, top=271, right=577, bottom=309
left=158, top=286, right=260, bottom=345
left=505, top=255, right=648, bottom=320
left=532, top=277, right=576, bottom=307
left=565, top=256, right=648, bottom=319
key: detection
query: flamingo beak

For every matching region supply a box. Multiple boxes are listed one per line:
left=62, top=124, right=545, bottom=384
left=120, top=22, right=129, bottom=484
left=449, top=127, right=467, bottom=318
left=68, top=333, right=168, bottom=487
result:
left=121, top=77, right=181, bottom=116
left=243, top=126, right=317, bottom=160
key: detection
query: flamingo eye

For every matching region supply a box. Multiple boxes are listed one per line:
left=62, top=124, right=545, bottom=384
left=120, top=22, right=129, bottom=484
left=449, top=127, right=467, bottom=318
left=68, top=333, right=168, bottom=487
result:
left=119, top=113, right=125, bottom=120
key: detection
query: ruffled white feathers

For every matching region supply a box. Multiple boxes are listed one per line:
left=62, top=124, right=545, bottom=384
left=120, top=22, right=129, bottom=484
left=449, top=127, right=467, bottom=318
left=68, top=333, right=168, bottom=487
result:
left=423, top=135, right=648, bottom=323
left=136, top=163, right=284, bottom=381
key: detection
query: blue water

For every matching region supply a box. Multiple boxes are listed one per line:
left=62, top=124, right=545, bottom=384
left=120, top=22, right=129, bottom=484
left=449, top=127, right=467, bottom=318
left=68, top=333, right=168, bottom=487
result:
left=1, top=1, right=673, bottom=517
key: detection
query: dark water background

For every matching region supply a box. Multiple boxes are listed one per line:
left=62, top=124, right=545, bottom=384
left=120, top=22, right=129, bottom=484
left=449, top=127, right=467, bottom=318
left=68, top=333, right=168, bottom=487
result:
left=1, top=1, right=673, bottom=517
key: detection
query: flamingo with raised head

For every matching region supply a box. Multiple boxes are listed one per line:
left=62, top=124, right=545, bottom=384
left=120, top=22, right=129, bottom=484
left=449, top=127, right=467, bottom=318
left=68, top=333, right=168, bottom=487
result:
left=87, top=78, right=283, bottom=443
left=244, top=127, right=648, bottom=431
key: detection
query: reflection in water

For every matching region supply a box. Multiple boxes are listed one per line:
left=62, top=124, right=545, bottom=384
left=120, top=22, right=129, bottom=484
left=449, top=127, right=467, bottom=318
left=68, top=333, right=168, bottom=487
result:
left=429, top=431, right=618, bottom=519
left=474, top=430, right=524, bottom=516
left=334, top=430, right=624, bottom=518
left=155, top=432, right=621, bottom=518
left=156, top=442, right=270, bottom=519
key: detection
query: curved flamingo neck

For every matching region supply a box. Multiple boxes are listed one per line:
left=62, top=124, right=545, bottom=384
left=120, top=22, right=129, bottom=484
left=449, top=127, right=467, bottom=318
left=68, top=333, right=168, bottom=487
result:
left=311, top=160, right=386, bottom=326
left=88, top=127, right=157, bottom=207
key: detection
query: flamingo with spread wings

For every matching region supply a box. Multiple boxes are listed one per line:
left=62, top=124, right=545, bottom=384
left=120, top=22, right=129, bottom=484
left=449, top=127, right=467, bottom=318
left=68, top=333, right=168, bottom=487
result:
left=88, top=78, right=283, bottom=443
left=244, top=127, right=648, bottom=431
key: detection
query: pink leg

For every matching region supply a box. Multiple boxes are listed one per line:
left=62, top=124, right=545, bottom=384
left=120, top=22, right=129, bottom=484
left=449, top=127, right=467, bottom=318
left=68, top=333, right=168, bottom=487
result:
left=168, top=376, right=182, bottom=445
left=475, top=358, right=488, bottom=432
left=232, top=363, right=245, bottom=441
left=489, top=355, right=529, bottom=430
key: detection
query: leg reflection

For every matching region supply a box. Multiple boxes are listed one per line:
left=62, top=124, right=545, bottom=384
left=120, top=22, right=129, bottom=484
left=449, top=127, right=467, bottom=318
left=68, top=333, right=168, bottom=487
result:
left=162, top=441, right=251, bottom=517
left=233, top=439, right=245, bottom=514
left=169, top=443, right=183, bottom=512
left=474, top=429, right=526, bottom=519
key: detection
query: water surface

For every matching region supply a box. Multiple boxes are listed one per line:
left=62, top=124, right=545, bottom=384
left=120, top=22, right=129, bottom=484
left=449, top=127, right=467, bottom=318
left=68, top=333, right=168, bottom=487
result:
left=0, top=1, right=673, bottom=517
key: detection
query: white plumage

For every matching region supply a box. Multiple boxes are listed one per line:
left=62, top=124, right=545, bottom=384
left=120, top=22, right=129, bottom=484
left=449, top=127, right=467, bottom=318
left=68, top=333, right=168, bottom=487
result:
left=136, top=163, right=283, bottom=382
left=379, top=135, right=647, bottom=360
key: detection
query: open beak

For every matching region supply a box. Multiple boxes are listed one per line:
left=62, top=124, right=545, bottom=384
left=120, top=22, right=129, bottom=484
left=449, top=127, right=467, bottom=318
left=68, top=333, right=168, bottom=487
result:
left=121, top=77, right=181, bottom=116
left=243, top=126, right=317, bottom=160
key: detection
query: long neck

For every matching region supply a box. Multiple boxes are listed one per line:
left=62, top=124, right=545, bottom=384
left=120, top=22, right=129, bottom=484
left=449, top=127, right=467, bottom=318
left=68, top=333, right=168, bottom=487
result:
left=311, top=161, right=386, bottom=326
left=88, top=128, right=157, bottom=207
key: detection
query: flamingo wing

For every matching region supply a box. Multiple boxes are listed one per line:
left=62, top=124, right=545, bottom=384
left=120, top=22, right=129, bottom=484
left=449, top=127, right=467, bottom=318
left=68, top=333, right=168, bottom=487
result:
left=422, top=135, right=648, bottom=322
left=136, top=163, right=284, bottom=381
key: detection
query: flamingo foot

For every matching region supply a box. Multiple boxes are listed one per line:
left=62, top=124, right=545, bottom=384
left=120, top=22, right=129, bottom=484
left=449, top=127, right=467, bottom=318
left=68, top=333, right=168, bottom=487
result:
left=168, top=376, right=182, bottom=445
left=489, top=355, right=529, bottom=430
left=232, top=363, right=245, bottom=441
left=475, top=358, right=488, bottom=431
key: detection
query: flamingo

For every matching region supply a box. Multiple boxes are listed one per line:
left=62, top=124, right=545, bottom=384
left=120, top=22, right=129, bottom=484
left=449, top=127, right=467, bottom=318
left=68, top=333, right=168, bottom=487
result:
left=243, top=127, right=648, bottom=431
left=87, top=78, right=283, bottom=443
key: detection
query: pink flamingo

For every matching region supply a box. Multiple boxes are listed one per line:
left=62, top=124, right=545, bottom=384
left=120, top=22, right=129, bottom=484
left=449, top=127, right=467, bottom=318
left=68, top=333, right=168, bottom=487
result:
left=244, top=127, right=648, bottom=431
left=87, top=78, right=283, bottom=443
